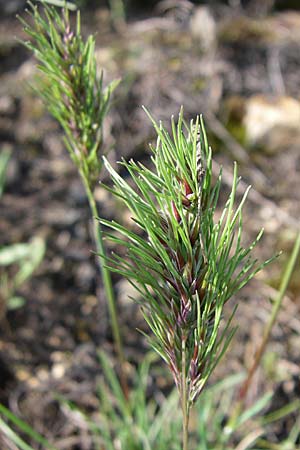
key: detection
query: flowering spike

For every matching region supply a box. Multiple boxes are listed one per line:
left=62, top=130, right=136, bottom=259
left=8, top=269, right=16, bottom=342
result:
left=101, top=108, right=272, bottom=420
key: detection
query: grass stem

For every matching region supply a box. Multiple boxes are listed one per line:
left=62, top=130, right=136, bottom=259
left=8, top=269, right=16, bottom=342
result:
left=181, top=336, right=190, bottom=450
left=83, top=175, right=129, bottom=399
left=227, top=231, right=300, bottom=431
left=239, top=231, right=300, bottom=401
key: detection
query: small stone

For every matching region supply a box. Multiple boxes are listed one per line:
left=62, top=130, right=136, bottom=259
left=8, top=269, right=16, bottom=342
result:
left=244, top=95, right=300, bottom=152
left=116, top=278, right=139, bottom=306
left=75, top=262, right=94, bottom=290
left=0, top=95, right=16, bottom=115
left=81, top=295, right=97, bottom=315
left=48, top=335, right=61, bottom=347
left=190, top=6, right=216, bottom=51
left=27, top=377, right=39, bottom=388
left=52, top=363, right=65, bottom=379
left=16, top=369, right=30, bottom=381
left=51, top=351, right=65, bottom=363
left=56, top=231, right=71, bottom=250
left=37, top=368, right=49, bottom=381
left=42, top=206, right=81, bottom=227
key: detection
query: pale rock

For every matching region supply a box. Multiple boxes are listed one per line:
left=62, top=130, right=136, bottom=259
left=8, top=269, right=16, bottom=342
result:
left=37, top=368, right=49, bottom=381
left=244, top=95, right=300, bottom=152
left=190, top=6, right=217, bottom=51
left=0, top=95, right=15, bottom=115
left=52, top=363, right=65, bottom=379
left=116, top=278, right=139, bottom=307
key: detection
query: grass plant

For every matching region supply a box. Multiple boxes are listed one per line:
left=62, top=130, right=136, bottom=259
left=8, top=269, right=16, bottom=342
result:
left=19, top=1, right=128, bottom=395
left=101, top=108, right=275, bottom=448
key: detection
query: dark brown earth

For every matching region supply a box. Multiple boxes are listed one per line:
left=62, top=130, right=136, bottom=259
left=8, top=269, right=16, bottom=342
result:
left=0, top=1, right=300, bottom=449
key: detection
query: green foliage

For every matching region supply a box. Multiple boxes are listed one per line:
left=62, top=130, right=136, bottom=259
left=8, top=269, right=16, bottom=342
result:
left=101, top=108, right=272, bottom=413
left=0, top=151, right=46, bottom=312
left=95, top=352, right=181, bottom=449
left=20, top=1, right=119, bottom=189
left=0, top=148, right=11, bottom=197
left=2, top=358, right=299, bottom=450
left=0, top=404, right=57, bottom=450
left=0, top=237, right=46, bottom=311
left=34, top=0, right=77, bottom=10
left=21, top=1, right=127, bottom=388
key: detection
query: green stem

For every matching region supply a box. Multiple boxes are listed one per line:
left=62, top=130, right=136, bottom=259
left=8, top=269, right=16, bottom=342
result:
left=227, top=231, right=300, bottom=432
left=181, top=336, right=190, bottom=450
left=83, top=175, right=129, bottom=399
left=239, top=231, right=300, bottom=400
